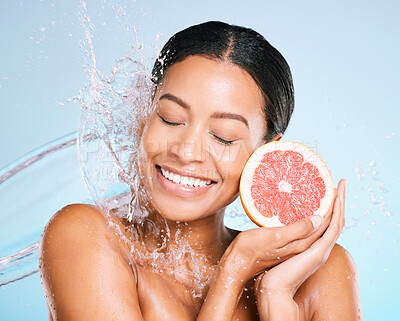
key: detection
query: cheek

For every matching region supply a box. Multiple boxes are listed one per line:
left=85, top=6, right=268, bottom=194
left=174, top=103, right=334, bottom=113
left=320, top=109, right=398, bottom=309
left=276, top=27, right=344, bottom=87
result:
left=140, top=115, right=167, bottom=157
left=138, top=117, right=162, bottom=175
left=214, top=141, right=253, bottom=183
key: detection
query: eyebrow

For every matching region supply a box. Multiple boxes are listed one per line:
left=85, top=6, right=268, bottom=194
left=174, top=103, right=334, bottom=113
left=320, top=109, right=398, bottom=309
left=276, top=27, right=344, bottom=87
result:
left=159, top=93, right=190, bottom=110
left=210, top=111, right=249, bottom=128
left=159, top=93, right=249, bottom=128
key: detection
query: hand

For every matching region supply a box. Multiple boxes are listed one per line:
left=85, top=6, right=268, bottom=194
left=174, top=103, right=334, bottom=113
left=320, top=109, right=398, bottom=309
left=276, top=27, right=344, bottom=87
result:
left=219, top=191, right=334, bottom=286
left=198, top=210, right=331, bottom=321
left=255, top=179, right=346, bottom=320
left=198, top=181, right=343, bottom=321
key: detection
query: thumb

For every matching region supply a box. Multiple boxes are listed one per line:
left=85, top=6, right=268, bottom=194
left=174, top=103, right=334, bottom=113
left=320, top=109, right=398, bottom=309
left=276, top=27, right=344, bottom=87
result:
left=309, top=215, right=323, bottom=230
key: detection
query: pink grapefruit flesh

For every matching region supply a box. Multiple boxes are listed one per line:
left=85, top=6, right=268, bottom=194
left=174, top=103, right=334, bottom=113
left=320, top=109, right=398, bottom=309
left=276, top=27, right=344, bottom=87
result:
left=239, top=141, right=335, bottom=227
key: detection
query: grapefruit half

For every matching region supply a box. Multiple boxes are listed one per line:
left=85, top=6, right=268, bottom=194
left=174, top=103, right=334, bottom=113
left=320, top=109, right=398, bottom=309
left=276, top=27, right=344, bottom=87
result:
left=239, top=141, right=335, bottom=227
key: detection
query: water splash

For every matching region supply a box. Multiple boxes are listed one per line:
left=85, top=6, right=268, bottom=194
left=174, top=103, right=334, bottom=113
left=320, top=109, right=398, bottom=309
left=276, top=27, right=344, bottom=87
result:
left=354, top=160, right=391, bottom=217
left=75, top=0, right=219, bottom=298
left=77, top=0, right=154, bottom=220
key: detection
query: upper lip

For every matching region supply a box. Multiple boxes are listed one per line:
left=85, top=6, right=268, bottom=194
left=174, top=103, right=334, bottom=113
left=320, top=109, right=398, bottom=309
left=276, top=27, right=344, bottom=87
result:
left=157, top=164, right=217, bottom=182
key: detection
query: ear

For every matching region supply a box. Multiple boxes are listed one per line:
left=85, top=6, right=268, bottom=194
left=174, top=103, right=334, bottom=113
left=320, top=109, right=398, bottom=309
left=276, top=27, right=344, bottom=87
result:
left=271, top=133, right=283, bottom=142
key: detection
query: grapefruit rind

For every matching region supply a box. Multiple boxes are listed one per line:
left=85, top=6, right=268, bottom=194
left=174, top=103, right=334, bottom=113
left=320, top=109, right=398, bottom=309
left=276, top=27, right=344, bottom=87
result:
left=239, top=141, right=335, bottom=227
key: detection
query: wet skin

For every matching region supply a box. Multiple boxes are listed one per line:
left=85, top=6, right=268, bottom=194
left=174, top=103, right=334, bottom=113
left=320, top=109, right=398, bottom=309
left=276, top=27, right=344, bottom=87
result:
left=39, top=56, right=362, bottom=320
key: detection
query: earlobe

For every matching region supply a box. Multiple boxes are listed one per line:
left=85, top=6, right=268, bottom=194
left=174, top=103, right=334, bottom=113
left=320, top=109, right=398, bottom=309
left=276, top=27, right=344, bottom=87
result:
left=258, top=133, right=282, bottom=147
left=272, top=133, right=283, bottom=142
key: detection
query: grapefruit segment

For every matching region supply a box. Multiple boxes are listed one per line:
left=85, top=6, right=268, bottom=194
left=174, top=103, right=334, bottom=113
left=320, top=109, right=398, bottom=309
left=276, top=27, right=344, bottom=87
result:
left=239, top=141, right=334, bottom=227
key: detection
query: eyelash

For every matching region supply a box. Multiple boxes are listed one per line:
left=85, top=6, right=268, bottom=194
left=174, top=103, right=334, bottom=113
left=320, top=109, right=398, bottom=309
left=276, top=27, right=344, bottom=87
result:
left=158, top=114, right=234, bottom=146
left=212, top=134, right=234, bottom=146
left=159, top=115, right=181, bottom=127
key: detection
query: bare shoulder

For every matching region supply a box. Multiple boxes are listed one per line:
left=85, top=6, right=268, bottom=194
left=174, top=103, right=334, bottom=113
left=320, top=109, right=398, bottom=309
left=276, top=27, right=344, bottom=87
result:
left=40, top=203, right=135, bottom=261
left=40, top=203, right=108, bottom=240
left=313, top=243, right=357, bottom=277
left=39, top=204, right=143, bottom=321
left=296, top=244, right=363, bottom=320
left=39, top=204, right=124, bottom=265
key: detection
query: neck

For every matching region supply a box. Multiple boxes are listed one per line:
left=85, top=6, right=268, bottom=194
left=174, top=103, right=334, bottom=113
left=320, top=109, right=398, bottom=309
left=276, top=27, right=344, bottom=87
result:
left=139, top=207, right=233, bottom=266
left=127, top=206, right=236, bottom=296
left=170, top=209, right=232, bottom=263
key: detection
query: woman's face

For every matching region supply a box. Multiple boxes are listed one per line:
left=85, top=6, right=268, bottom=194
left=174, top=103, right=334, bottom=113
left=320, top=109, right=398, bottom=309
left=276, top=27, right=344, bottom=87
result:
left=139, top=55, right=267, bottom=222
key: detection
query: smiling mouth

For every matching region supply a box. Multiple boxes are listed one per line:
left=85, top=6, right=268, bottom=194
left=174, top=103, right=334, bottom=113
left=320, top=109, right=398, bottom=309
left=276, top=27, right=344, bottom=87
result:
left=156, top=165, right=216, bottom=188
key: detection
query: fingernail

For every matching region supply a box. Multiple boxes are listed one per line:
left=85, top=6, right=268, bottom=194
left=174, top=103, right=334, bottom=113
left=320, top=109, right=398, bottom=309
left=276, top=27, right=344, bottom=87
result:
left=310, top=215, right=323, bottom=229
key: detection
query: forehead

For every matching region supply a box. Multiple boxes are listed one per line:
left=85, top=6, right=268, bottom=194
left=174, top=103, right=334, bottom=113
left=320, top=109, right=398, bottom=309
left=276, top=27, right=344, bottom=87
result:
left=157, top=55, right=265, bottom=120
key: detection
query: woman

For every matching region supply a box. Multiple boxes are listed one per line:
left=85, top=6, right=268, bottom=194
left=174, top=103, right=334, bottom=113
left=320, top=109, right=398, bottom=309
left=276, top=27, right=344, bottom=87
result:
left=39, top=21, right=362, bottom=320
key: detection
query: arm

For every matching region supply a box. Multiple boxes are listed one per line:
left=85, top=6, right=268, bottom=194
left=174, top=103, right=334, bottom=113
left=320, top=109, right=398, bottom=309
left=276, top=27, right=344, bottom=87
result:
left=39, top=204, right=144, bottom=321
left=196, top=263, right=245, bottom=321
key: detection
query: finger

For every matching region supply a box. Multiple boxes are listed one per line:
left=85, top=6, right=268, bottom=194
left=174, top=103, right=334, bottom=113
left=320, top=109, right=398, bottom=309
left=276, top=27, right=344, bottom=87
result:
left=267, top=216, right=316, bottom=246
left=275, top=186, right=337, bottom=247
left=281, top=214, right=330, bottom=254
left=306, top=179, right=346, bottom=254
left=341, top=179, right=347, bottom=227
left=261, top=188, right=336, bottom=256
left=262, top=181, right=348, bottom=293
left=267, top=209, right=343, bottom=291
left=329, top=179, right=346, bottom=235
left=276, top=182, right=346, bottom=272
left=286, top=183, right=340, bottom=237
left=276, top=216, right=330, bottom=259
left=328, top=180, right=346, bottom=233
left=247, top=183, right=342, bottom=256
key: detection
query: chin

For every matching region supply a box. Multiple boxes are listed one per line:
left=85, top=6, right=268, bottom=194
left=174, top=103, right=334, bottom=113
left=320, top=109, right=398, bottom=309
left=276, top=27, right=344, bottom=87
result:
left=148, top=198, right=217, bottom=223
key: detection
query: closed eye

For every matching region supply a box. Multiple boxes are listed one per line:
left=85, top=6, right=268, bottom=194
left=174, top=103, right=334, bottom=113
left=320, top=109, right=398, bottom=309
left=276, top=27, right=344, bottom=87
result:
left=211, top=133, right=234, bottom=145
left=158, top=112, right=234, bottom=145
left=158, top=113, right=182, bottom=127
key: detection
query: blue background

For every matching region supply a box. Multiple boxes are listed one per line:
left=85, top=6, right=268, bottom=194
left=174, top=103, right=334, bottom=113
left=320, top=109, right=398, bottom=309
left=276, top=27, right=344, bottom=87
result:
left=0, top=0, right=399, bottom=320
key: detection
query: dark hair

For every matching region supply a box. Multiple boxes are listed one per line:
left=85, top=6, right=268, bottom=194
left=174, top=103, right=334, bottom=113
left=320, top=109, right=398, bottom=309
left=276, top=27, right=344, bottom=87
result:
left=151, top=21, right=294, bottom=142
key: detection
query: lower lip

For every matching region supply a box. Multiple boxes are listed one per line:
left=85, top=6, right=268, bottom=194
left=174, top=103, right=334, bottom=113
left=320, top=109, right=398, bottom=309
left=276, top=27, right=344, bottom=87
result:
left=156, top=166, right=216, bottom=198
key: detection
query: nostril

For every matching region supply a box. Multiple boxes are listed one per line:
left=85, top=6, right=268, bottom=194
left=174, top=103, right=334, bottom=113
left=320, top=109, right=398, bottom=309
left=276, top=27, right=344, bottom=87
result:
left=168, top=139, right=206, bottom=163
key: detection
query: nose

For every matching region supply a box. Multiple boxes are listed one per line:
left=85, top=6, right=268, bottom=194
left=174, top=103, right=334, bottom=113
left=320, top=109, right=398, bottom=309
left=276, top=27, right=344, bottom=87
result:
left=168, top=129, right=205, bottom=163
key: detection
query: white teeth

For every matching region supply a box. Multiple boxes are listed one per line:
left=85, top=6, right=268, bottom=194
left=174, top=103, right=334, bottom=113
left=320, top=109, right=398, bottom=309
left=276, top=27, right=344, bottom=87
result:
left=159, top=166, right=212, bottom=187
left=173, top=173, right=180, bottom=183
left=188, top=177, right=195, bottom=186
left=160, top=166, right=165, bottom=175
left=181, top=176, right=189, bottom=186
